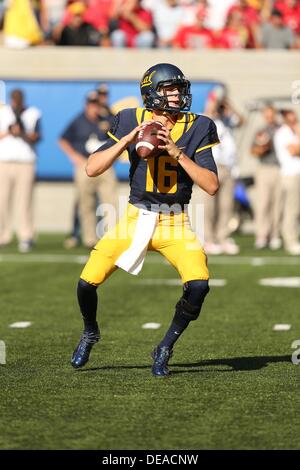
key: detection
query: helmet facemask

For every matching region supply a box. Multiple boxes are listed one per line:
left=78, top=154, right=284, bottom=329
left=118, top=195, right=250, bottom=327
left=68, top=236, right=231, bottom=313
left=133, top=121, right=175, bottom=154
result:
left=157, top=81, right=191, bottom=113
left=144, top=79, right=192, bottom=114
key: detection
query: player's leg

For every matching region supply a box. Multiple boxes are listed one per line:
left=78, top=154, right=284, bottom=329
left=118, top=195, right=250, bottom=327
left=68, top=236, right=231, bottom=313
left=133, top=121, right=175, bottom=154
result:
left=150, top=214, right=209, bottom=376
left=71, top=205, right=139, bottom=368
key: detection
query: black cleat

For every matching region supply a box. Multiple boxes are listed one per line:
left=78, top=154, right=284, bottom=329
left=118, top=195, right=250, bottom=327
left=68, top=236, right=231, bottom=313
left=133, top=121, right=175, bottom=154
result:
left=71, top=325, right=100, bottom=369
left=151, top=346, right=173, bottom=377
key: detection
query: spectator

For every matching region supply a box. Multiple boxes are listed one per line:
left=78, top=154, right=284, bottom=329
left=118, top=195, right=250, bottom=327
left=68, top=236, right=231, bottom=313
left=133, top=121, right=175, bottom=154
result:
left=147, top=0, right=183, bottom=48
left=83, top=0, right=113, bottom=46
left=225, top=0, right=261, bottom=47
left=258, top=8, right=297, bottom=48
left=110, top=0, right=155, bottom=47
left=0, top=0, right=6, bottom=25
left=0, top=89, right=41, bottom=252
left=179, top=0, right=209, bottom=27
left=205, top=84, right=244, bottom=129
left=215, top=9, right=251, bottom=48
left=251, top=105, right=281, bottom=250
left=38, top=0, right=68, bottom=41
left=3, top=0, right=43, bottom=47
left=173, top=4, right=214, bottom=48
left=204, top=0, right=236, bottom=31
left=226, top=0, right=260, bottom=26
left=58, top=90, right=118, bottom=248
left=56, top=1, right=101, bottom=46
left=274, top=110, right=300, bottom=255
left=274, top=0, right=300, bottom=35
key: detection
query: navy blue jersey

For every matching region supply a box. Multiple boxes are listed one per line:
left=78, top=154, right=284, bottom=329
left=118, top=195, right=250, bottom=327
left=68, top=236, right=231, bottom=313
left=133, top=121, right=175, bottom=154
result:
left=61, top=112, right=114, bottom=158
left=99, top=108, right=219, bottom=211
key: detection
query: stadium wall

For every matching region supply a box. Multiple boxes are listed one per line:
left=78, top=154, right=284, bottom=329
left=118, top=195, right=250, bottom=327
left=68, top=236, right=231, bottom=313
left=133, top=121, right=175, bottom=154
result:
left=1, top=47, right=298, bottom=102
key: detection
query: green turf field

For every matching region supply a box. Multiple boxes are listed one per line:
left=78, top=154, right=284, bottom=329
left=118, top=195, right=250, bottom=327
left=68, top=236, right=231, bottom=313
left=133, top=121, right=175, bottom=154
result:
left=0, top=234, right=299, bottom=450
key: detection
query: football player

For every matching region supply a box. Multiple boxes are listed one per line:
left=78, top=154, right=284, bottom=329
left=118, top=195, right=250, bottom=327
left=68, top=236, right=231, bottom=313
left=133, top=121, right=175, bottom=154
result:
left=71, top=63, right=220, bottom=377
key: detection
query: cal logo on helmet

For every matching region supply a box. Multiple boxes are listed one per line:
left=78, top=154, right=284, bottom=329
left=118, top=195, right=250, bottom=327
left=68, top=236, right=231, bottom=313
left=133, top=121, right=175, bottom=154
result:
left=141, top=70, right=156, bottom=88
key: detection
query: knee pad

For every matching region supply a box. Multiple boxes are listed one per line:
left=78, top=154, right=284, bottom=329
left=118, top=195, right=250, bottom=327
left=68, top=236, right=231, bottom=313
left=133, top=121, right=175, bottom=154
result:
left=175, top=280, right=210, bottom=323
left=183, top=280, right=210, bottom=308
left=175, top=297, right=201, bottom=323
left=77, top=278, right=98, bottom=293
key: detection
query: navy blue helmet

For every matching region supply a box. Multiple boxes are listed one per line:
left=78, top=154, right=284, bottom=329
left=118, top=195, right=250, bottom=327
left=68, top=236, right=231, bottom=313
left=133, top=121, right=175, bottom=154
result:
left=140, top=63, right=192, bottom=114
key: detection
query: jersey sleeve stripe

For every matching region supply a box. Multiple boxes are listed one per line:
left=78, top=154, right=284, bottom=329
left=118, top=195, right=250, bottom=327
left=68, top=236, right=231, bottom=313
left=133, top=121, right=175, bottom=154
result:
left=195, top=141, right=220, bottom=154
left=107, top=131, right=120, bottom=142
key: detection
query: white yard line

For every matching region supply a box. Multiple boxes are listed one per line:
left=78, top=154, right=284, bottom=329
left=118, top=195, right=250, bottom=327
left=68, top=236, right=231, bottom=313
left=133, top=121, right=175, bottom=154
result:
left=259, top=277, right=300, bottom=288
left=273, top=324, right=291, bottom=331
left=9, top=321, right=32, bottom=328
left=0, top=254, right=88, bottom=263
left=142, top=323, right=161, bottom=329
left=207, top=256, right=300, bottom=266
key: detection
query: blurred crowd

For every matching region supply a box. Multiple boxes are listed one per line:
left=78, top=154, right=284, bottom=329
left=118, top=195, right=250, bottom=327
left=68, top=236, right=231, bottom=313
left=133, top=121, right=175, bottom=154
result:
left=0, top=0, right=300, bottom=49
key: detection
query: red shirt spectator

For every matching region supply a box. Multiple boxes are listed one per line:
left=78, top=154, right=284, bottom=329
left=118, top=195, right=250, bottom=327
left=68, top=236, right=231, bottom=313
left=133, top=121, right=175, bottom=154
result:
left=110, top=0, right=154, bottom=47
left=119, top=10, right=153, bottom=47
left=173, top=6, right=214, bottom=49
left=84, top=0, right=113, bottom=31
left=226, top=0, right=260, bottom=47
left=274, top=0, right=300, bottom=34
left=216, top=10, right=250, bottom=48
left=226, top=0, right=260, bottom=28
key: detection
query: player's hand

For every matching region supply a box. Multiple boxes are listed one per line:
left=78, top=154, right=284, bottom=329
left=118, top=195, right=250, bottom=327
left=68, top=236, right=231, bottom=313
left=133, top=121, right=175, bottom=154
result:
left=122, top=121, right=155, bottom=146
left=157, top=126, right=180, bottom=159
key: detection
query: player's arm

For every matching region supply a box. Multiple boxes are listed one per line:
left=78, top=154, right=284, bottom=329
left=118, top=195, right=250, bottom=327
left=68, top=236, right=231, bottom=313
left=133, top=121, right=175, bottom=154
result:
left=86, top=123, right=146, bottom=177
left=158, top=127, right=219, bottom=196
left=177, top=152, right=219, bottom=195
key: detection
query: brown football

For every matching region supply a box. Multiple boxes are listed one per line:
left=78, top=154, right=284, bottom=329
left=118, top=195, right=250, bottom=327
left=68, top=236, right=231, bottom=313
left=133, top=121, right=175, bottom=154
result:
left=135, top=121, right=164, bottom=159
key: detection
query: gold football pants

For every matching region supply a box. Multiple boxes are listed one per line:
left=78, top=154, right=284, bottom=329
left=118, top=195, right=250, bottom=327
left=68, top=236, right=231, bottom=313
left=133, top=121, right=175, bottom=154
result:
left=81, top=203, right=209, bottom=286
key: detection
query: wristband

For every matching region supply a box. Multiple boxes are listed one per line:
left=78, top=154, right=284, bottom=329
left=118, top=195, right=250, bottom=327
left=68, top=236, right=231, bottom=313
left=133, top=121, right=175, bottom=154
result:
left=174, top=151, right=183, bottom=161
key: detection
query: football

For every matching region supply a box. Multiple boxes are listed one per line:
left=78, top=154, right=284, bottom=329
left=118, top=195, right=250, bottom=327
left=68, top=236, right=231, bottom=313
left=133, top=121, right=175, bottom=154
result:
left=135, top=121, right=165, bottom=159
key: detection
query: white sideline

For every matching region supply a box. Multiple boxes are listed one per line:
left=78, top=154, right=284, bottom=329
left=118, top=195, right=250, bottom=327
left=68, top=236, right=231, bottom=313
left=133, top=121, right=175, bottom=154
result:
left=136, top=279, right=227, bottom=286
left=259, top=277, right=300, bottom=288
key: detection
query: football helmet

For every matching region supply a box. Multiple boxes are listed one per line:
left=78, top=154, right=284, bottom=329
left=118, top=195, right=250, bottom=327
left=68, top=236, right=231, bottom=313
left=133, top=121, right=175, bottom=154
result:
left=140, top=63, right=192, bottom=113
